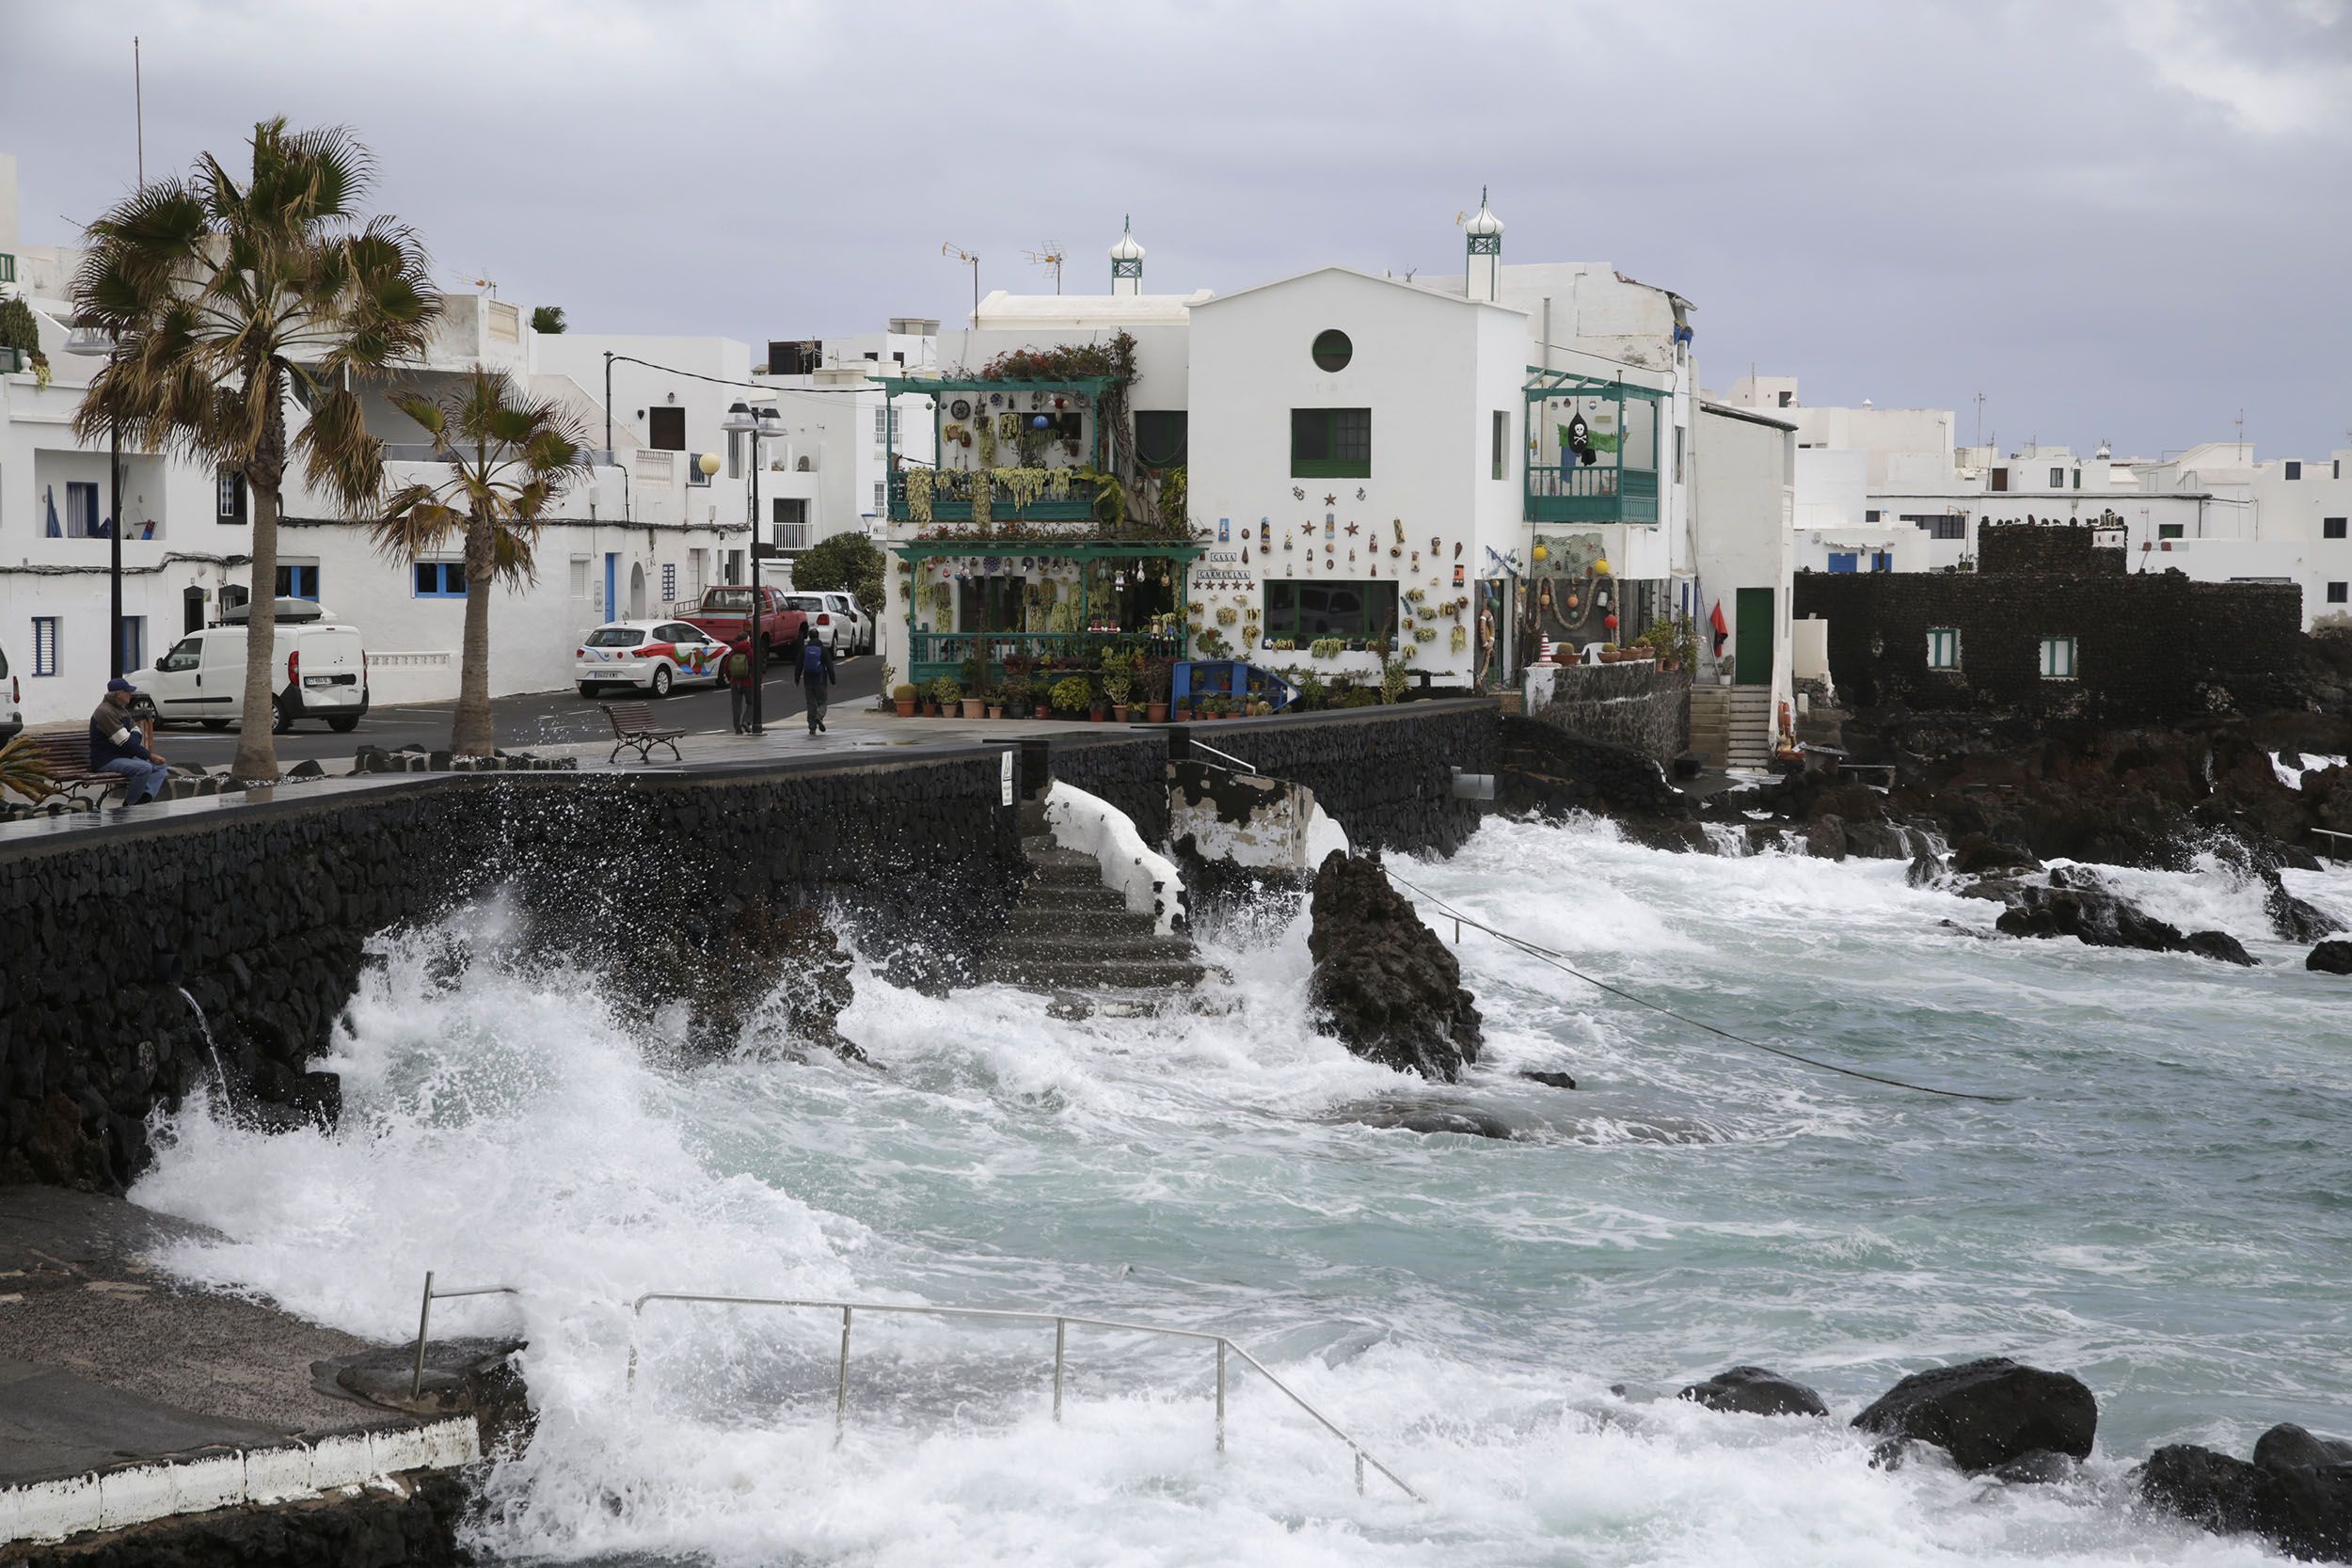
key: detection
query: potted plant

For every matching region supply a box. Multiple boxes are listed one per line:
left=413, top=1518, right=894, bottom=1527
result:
left=1142, top=656, right=1173, bottom=722
left=1049, top=674, right=1093, bottom=717
left=930, top=676, right=961, bottom=716
left=999, top=673, right=1032, bottom=720
left=891, top=683, right=917, bottom=718
left=1101, top=647, right=1138, bottom=722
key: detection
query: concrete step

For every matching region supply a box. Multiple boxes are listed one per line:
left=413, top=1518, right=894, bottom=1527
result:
left=991, top=929, right=1196, bottom=961
left=1001, top=904, right=1157, bottom=939
left=974, top=955, right=1209, bottom=990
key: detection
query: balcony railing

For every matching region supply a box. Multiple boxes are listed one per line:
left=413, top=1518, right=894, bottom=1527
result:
left=890, top=470, right=1094, bottom=525
left=1526, top=464, right=1659, bottom=525
left=909, top=629, right=1184, bottom=683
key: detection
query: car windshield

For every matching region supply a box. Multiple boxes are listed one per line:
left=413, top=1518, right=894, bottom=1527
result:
left=786, top=596, right=823, bottom=610
left=702, top=589, right=754, bottom=610
left=586, top=627, right=644, bottom=647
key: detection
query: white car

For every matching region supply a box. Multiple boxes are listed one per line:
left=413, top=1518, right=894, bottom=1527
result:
left=785, top=592, right=868, bottom=655
left=0, top=638, right=19, bottom=741
left=575, top=619, right=730, bottom=699
left=147, top=604, right=370, bottom=733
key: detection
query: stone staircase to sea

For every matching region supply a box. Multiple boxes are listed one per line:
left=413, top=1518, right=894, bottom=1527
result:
left=970, top=803, right=1222, bottom=1018
left=1690, top=685, right=1775, bottom=770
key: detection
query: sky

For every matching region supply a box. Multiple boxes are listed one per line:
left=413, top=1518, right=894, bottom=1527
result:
left=4, top=0, right=2348, bottom=460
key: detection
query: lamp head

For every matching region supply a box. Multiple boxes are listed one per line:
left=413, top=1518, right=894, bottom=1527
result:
left=697, top=451, right=722, bottom=477
left=720, top=400, right=755, bottom=435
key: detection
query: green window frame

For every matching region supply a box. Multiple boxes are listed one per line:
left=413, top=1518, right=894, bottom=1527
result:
left=1491, top=410, right=1509, bottom=481
left=1135, top=409, right=1188, bottom=467
left=1311, top=330, right=1353, bottom=372
left=2039, top=635, right=2076, bottom=679
left=1263, top=578, right=1397, bottom=643
left=1291, top=407, right=1371, bottom=479
left=2157, top=522, right=2184, bottom=540
left=1927, top=627, right=1960, bottom=670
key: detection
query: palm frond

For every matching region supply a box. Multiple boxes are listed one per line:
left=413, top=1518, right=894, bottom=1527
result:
left=0, top=735, right=56, bottom=804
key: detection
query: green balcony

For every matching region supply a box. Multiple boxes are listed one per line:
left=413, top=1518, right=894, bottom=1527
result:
left=1527, top=465, right=1659, bottom=524
left=1525, top=367, right=1669, bottom=529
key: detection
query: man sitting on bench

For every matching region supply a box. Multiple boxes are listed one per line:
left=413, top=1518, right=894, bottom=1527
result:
left=91, top=677, right=170, bottom=805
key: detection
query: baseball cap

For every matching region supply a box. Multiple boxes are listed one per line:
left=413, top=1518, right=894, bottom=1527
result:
left=106, top=677, right=137, bottom=692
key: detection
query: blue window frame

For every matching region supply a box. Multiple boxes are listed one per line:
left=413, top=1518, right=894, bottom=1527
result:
left=1871, top=551, right=1892, bottom=573
left=277, top=563, right=320, bottom=600
left=1827, top=551, right=1858, bottom=573
left=31, top=616, right=59, bottom=676
left=414, top=562, right=468, bottom=598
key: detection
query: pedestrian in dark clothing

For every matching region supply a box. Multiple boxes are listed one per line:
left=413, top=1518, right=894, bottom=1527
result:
left=90, top=677, right=169, bottom=804
left=724, top=637, right=756, bottom=733
left=793, top=635, right=836, bottom=735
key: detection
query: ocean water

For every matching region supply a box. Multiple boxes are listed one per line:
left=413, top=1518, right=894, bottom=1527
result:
left=129, top=816, right=2352, bottom=1566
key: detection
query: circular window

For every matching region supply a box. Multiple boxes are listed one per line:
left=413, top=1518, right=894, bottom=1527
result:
left=1311, top=329, right=1353, bottom=372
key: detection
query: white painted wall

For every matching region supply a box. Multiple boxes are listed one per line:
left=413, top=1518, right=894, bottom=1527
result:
left=1691, top=403, right=1793, bottom=724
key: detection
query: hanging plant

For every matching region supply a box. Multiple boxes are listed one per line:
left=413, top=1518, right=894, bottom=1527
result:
left=996, top=467, right=1048, bottom=511
left=1451, top=625, right=1468, bottom=654
left=970, top=471, right=992, bottom=531
left=1216, top=605, right=1239, bottom=626
left=1046, top=468, right=1073, bottom=501
left=1310, top=637, right=1343, bottom=659
left=1413, top=627, right=1437, bottom=644
left=905, top=469, right=934, bottom=525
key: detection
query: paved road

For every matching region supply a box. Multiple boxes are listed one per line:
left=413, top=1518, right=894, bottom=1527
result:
left=145, top=654, right=887, bottom=768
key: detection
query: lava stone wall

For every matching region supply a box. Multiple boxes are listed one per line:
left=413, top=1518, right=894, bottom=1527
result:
left=1169, top=700, right=1500, bottom=855
left=1529, top=663, right=1692, bottom=765
left=1047, top=736, right=1170, bottom=846
left=0, top=754, right=1027, bottom=1194
left=1978, top=522, right=2125, bottom=577
left=1794, top=567, right=2298, bottom=724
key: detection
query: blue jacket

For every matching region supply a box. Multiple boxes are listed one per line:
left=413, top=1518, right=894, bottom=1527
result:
left=792, top=639, right=837, bottom=687
left=89, top=702, right=152, bottom=768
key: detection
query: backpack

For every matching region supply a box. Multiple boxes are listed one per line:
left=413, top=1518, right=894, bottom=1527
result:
left=724, top=650, right=751, bottom=682
left=801, top=638, right=825, bottom=674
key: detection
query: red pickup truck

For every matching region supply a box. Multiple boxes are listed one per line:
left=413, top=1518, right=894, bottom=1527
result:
left=681, top=585, right=807, bottom=655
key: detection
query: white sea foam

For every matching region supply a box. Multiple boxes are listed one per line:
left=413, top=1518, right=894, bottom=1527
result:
left=127, top=820, right=2352, bottom=1565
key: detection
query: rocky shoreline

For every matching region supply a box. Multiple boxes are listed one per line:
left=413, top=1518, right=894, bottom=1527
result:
left=1502, top=708, right=2352, bottom=972
left=1631, top=1354, right=2352, bottom=1562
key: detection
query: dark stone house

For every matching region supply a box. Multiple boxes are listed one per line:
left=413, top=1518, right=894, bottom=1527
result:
left=1794, top=523, right=2304, bottom=723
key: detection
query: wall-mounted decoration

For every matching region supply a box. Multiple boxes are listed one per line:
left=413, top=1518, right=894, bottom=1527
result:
left=1323, top=493, right=1338, bottom=507
left=1293, top=486, right=1307, bottom=501
left=1356, top=487, right=1367, bottom=501
left=1389, top=545, right=1402, bottom=558
left=1344, top=521, right=1359, bottom=536
left=1411, top=552, right=1421, bottom=570
left=989, top=392, right=1005, bottom=407
left=1242, top=546, right=1250, bottom=563
left=1218, top=516, right=1231, bottom=542
left=1392, top=518, right=1405, bottom=544
left=1326, top=515, right=1336, bottom=539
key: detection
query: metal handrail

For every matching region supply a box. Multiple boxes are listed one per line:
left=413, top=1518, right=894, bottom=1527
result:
left=1186, top=740, right=1257, bottom=775
left=410, top=1272, right=522, bottom=1397
left=624, top=1291, right=1422, bottom=1501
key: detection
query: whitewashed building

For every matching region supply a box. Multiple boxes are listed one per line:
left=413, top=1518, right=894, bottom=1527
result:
left=0, top=150, right=757, bottom=723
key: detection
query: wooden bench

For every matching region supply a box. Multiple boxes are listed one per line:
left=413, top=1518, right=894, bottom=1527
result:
left=602, top=701, right=686, bottom=765
left=17, top=733, right=131, bottom=809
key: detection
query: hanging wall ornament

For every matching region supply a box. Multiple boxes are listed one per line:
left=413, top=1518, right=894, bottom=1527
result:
left=1294, top=487, right=1307, bottom=501
left=1344, top=521, right=1359, bottom=536
left=1326, top=515, right=1336, bottom=539
left=1454, top=542, right=1464, bottom=560
left=1349, top=548, right=1357, bottom=563
left=1356, top=487, right=1367, bottom=501
left=1392, top=518, right=1405, bottom=544
left=1430, top=537, right=1440, bottom=554
left=1390, top=545, right=1401, bottom=558
left=1242, top=546, right=1249, bottom=563
left=1370, top=561, right=1378, bottom=577
left=1284, top=533, right=1295, bottom=550
left=1412, top=553, right=1421, bottom=570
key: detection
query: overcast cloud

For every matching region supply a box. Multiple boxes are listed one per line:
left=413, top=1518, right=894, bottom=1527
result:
left=5, top=0, right=2347, bottom=458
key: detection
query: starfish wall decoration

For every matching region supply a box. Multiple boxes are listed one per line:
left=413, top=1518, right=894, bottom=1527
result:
left=1323, top=494, right=1338, bottom=507
left=1344, top=521, right=1360, bottom=535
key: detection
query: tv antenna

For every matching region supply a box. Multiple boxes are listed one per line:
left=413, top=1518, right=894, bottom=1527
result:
left=942, top=243, right=980, bottom=318
left=1024, top=242, right=1066, bottom=294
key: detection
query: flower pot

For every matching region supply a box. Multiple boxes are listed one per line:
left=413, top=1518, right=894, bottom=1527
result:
left=1033, top=705, right=1050, bottom=720
left=1146, top=703, right=1168, bottom=723
left=1089, top=705, right=1108, bottom=722
left=986, top=705, right=1003, bottom=720
left=961, top=699, right=985, bottom=720
left=1113, top=705, right=1131, bottom=723
left=894, top=699, right=915, bottom=717
left=923, top=703, right=941, bottom=717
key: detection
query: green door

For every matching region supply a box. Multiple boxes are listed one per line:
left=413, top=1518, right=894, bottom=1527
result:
left=1734, top=587, right=1773, bottom=687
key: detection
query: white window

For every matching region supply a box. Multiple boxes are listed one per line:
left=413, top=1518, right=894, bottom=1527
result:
left=689, top=548, right=707, bottom=598
left=1927, top=627, right=1960, bottom=669
left=2039, top=636, right=2076, bottom=679
left=872, top=481, right=884, bottom=515
left=872, top=406, right=886, bottom=444
left=2048, top=467, right=2064, bottom=487
left=569, top=557, right=590, bottom=598
left=887, top=405, right=900, bottom=444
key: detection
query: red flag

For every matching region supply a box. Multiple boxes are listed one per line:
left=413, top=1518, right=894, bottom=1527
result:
left=1708, top=599, right=1729, bottom=655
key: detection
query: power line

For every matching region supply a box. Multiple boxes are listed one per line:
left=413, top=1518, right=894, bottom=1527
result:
left=1383, top=868, right=2021, bottom=1104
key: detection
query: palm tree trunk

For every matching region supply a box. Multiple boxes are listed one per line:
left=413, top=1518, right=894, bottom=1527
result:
left=452, top=509, right=496, bottom=757
left=228, top=396, right=285, bottom=784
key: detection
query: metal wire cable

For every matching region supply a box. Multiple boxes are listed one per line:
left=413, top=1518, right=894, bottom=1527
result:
left=1383, top=868, right=2021, bottom=1104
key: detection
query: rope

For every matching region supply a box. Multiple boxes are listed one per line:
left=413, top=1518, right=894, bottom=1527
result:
left=1382, top=868, right=2020, bottom=1105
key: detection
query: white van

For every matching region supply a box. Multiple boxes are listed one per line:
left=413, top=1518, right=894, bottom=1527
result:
left=0, top=637, right=20, bottom=741
left=147, top=602, right=369, bottom=733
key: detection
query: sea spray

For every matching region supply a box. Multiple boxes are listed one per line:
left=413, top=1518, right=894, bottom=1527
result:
left=128, top=817, right=2352, bottom=1565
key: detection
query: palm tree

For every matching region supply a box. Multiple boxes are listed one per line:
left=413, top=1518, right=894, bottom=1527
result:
left=372, top=368, right=590, bottom=757
left=72, top=119, right=438, bottom=783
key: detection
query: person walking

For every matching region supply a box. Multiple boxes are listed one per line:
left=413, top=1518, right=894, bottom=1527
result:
left=90, top=677, right=169, bottom=805
left=793, top=633, right=836, bottom=736
left=724, top=636, right=756, bottom=734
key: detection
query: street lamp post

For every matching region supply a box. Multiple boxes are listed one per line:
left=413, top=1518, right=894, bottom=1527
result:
left=720, top=401, right=787, bottom=735
left=65, top=325, right=126, bottom=676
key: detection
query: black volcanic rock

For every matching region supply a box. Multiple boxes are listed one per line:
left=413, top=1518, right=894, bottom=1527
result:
left=1851, top=1357, right=2096, bottom=1474
left=1307, top=850, right=1482, bottom=1082
left=1678, top=1366, right=1829, bottom=1418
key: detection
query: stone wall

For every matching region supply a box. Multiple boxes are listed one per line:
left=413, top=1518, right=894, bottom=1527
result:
left=1793, top=567, right=2302, bottom=724
left=0, top=754, right=1027, bottom=1193
left=1046, top=736, right=1170, bottom=846
left=1169, top=700, right=1499, bottom=855
left=1978, top=522, right=2124, bottom=577
left=1526, top=662, right=1692, bottom=765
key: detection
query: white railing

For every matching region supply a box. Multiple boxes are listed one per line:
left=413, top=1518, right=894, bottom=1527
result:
left=408, top=1274, right=1422, bottom=1501
left=634, top=450, right=675, bottom=483
left=365, top=651, right=453, bottom=670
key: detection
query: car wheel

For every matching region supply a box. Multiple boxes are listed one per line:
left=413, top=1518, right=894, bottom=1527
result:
left=200, top=719, right=230, bottom=731
left=327, top=715, right=360, bottom=733
left=650, top=665, right=674, bottom=698
left=578, top=682, right=601, bottom=698
left=271, top=697, right=294, bottom=735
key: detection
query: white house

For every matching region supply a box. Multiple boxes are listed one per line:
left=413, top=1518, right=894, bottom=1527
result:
left=0, top=150, right=757, bottom=723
